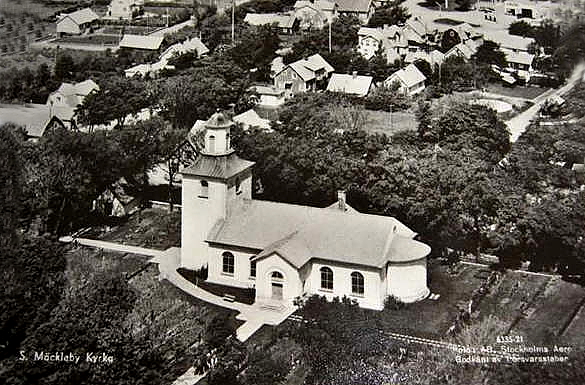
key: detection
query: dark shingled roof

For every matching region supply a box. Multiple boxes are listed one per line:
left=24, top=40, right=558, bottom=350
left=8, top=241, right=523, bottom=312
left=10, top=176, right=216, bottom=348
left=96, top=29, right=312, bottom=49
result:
left=182, top=152, right=255, bottom=180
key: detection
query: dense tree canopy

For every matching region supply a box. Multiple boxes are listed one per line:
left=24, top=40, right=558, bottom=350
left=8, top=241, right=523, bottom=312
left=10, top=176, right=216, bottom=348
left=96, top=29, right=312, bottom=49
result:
left=367, top=2, right=411, bottom=28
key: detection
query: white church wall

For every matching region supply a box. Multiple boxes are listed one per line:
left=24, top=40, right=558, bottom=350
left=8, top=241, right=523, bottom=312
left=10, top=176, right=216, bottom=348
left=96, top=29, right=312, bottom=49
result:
left=206, top=245, right=258, bottom=289
left=386, top=258, right=429, bottom=303
left=306, top=260, right=384, bottom=311
left=255, top=253, right=303, bottom=303
left=181, top=176, right=227, bottom=270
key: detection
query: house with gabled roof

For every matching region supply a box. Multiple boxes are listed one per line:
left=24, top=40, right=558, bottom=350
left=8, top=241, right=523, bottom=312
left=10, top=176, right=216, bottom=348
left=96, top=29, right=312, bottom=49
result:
left=56, top=8, right=100, bottom=36
left=120, top=34, right=164, bottom=51
left=293, top=0, right=337, bottom=30
left=273, top=53, right=334, bottom=97
left=180, top=111, right=431, bottom=310
left=45, top=79, right=99, bottom=128
left=445, top=41, right=477, bottom=61
left=326, top=72, right=374, bottom=97
left=384, top=64, right=426, bottom=96
left=336, top=0, right=374, bottom=24
left=244, top=13, right=299, bottom=34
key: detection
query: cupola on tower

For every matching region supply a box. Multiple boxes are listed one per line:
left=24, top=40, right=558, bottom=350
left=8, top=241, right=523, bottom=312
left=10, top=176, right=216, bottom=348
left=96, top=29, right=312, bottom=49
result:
left=180, top=111, right=255, bottom=270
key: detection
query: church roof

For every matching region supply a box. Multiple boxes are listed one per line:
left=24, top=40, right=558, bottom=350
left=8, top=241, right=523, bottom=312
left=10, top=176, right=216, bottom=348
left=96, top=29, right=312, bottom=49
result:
left=207, top=199, right=430, bottom=268
left=182, top=152, right=254, bottom=180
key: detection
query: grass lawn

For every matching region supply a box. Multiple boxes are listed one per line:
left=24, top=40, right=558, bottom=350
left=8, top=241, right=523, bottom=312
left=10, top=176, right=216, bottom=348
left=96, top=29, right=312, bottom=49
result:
left=84, top=207, right=181, bottom=250
left=512, top=277, right=585, bottom=345
left=485, top=83, right=551, bottom=100
left=375, top=261, right=488, bottom=339
left=362, top=109, right=418, bottom=136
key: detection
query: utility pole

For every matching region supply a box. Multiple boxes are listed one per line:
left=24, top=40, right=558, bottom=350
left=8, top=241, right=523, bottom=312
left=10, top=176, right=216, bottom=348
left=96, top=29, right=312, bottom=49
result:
left=231, top=0, right=235, bottom=45
left=328, top=19, right=332, bottom=53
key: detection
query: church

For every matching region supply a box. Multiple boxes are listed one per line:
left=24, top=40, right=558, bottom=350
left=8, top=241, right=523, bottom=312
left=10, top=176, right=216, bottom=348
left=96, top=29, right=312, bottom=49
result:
left=180, top=112, right=431, bottom=310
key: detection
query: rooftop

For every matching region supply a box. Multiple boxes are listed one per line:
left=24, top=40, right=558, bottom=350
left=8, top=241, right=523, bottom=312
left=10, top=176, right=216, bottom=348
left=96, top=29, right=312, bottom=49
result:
left=335, top=0, right=372, bottom=13
left=207, top=199, right=428, bottom=268
left=120, top=34, right=164, bottom=50
left=282, top=53, right=334, bottom=81
left=387, top=64, right=426, bottom=88
left=293, top=0, right=336, bottom=11
left=244, top=13, right=297, bottom=29
left=58, top=8, right=99, bottom=25
left=326, top=73, right=373, bottom=97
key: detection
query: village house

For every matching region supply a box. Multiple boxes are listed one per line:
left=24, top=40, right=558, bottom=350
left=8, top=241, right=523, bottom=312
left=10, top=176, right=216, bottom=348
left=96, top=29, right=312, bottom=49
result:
left=248, top=85, right=287, bottom=107
left=180, top=111, right=431, bottom=310
left=45, top=79, right=99, bottom=128
left=384, top=63, right=426, bottom=96
left=404, top=49, right=445, bottom=67
left=233, top=109, right=272, bottom=132
left=107, top=0, right=144, bottom=20
left=326, top=72, right=374, bottom=97
left=444, top=41, right=477, bottom=61
left=293, top=0, right=337, bottom=30
left=0, top=104, right=66, bottom=141
left=273, top=54, right=334, bottom=97
left=56, top=8, right=100, bottom=36
left=335, top=0, right=375, bottom=24
left=119, top=34, right=164, bottom=51
left=244, top=13, right=299, bottom=34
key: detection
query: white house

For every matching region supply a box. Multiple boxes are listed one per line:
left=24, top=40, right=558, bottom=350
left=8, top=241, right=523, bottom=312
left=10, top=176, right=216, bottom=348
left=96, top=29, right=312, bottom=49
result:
left=46, top=79, right=99, bottom=128
left=384, top=64, right=426, bottom=96
left=249, top=85, right=287, bottom=107
left=273, top=53, right=334, bottom=97
left=244, top=13, right=299, bottom=34
left=293, top=0, right=337, bottom=30
left=56, top=8, right=100, bottom=36
left=120, top=34, right=164, bottom=51
left=326, top=72, right=374, bottom=97
left=180, top=111, right=431, bottom=310
left=107, top=0, right=144, bottom=20
left=335, top=0, right=374, bottom=24
left=233, top=109, right=272, bottom=132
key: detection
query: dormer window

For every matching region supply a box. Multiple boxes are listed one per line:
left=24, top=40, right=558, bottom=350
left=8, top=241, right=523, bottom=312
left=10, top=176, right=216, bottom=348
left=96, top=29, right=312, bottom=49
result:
left=200, top=180, right=208, bottom=198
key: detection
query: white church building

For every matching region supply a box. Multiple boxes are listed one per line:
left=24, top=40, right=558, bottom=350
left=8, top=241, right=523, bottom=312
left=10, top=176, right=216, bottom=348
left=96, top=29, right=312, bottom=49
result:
left=180, top=112, right=431, bottom=310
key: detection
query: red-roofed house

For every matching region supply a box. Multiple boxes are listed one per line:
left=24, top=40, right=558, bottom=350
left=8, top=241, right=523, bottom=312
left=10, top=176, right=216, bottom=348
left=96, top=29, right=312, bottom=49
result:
left=180, top=111, right=431, bottom=310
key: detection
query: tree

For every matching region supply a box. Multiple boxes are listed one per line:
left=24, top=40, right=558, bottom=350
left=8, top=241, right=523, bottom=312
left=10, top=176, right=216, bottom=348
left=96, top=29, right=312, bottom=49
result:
left=473, top=40, right=507, bottom=68
left=455, top=0, right=473, bottom=11
left=0, top=124, right=26, bottom=247
left=441, top=28, right=461, bottom=53
left=228, top=24, right=281, bottom=75
left=509, top=20, right=535, bottom=37
left=365, top=82, right=411, bottom=112
left=367, top=4, right=410, bottom=28
left=240, top=350, right=290, bottom=385
left=54, top=52, right=76, bottom=81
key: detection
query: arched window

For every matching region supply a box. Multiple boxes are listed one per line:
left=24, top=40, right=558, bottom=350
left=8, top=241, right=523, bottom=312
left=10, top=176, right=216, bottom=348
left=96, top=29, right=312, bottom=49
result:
left=208, top=135, right=216, bottom=153
left=200, top=180, right=208, bottom=198
left=250, top=260, right=256, bottom=278
left=235, top=177, right=241, bottom=195
left=271, top=271, right=284, bottom=280
left=222, top=252, right=234, bottom=275
left=320, top=267, right=333, bottom=290
left=351, top=272, right=364, bottom=296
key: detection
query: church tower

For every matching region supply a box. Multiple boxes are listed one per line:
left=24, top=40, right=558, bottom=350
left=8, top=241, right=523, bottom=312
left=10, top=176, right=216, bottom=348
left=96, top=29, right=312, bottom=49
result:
left=180, top=111, right=255, bottom=270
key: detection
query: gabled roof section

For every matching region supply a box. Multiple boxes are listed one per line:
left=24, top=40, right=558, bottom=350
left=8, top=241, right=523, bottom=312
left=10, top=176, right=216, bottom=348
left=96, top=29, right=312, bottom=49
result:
left=326, top=73, right=373, bottom=97
left=387, top=64, right=426, bottom=88
left=335, top=0, right=372, bottom=13
left=181, top=152, right=255, bottom=180
left=208, top=199, right=429, bottom=269
left=59, top=8, right=99, bottom=25
left=280, top=53, right=335, bottom=81
left=294, top=0, right=336, bottom=11
left=233, top=109, right=272, bottom=131
left=120, top=34, right=164, bottom=50
left=244, top=13, right=297, bottom=29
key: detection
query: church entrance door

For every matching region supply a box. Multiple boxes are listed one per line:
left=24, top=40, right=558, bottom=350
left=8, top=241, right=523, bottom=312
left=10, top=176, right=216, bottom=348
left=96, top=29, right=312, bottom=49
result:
left=271, top=282, right=283, bottom=300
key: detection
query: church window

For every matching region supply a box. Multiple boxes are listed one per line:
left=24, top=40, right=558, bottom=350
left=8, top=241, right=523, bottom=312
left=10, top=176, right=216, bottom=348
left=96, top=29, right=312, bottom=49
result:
left=272, top=271, right=284, bottom=280
left=320, top=267, right=333, bottom=290
left=200, top=180, right=208, bottom=198
left=208, top=135, right=216, bottom=153
left=351, top=272, right=364, bottom=296
left=222, top=252, right=234, bottom=275
left=250, top=260, right=256, bottom=278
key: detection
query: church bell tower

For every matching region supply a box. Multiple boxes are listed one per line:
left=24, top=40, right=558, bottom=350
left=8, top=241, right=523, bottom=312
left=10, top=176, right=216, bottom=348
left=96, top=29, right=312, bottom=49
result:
left=180, top=111, right=255, bottom=270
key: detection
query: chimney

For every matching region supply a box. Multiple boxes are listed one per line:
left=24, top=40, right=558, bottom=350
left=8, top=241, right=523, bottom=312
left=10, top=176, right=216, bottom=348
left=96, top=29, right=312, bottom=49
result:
left=337, top=190, right=346, bottom=211
left=352, top=70, right=357, bottom=79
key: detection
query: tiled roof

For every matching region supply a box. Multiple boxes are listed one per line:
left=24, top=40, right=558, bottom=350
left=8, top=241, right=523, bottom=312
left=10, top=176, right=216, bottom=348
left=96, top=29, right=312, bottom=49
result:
left=386, top=64, right=426, bottom=88
left=207, top=199, right=429, bottom=268
left=326, top=73, right=373, bottom=97
left=233, top=109, right=271, bottom=130
left=181, top=152, right=255, bottom=180
left=282, top=53, right=334, bottom=81
left=505, top=51, right=535, bottom=66
left=335, top=0, right=372, bottom=13
left=244, top=13, right=297, bottom=29
left=120, top=34, right=164, bottom=50
left=60, top=8, right=99, bottom=25
left=484, top=31, right=534, bottom=52
left=294, top=0, right=336, bottom=11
